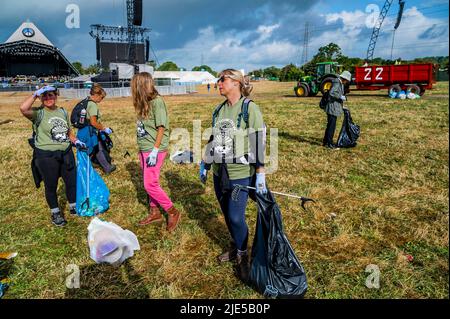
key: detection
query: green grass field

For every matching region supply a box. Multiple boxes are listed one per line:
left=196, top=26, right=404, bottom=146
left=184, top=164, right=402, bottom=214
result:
left=0, top=81, right=448, bottom=299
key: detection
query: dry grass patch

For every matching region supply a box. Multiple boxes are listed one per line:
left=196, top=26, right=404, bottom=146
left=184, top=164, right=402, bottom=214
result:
left=0, top=81, right=448, bottom=299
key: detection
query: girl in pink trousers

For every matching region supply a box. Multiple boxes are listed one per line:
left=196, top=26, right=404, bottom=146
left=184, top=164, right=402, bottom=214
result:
left=131, top=72, right=181, bottom=232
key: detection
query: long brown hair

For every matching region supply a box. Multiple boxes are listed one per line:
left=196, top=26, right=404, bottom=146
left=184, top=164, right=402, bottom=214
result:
left=131, top=72, right=159, bottom=119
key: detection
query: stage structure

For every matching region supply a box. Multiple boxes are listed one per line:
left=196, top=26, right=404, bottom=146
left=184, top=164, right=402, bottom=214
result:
left=89, top=0, right=152, bottom=69
left=0, top=22, right=79, bottom=77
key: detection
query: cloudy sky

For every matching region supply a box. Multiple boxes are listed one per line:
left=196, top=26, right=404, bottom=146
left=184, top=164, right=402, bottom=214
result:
left=1, top=0, right=448, bottom=72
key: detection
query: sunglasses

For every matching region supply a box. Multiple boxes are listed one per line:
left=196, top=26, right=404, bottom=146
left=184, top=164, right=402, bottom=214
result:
left=217, top=75, right=231, bottom=83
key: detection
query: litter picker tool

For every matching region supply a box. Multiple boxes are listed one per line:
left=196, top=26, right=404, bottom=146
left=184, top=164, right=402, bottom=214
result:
left=232, top=185, right=316, bottom=211
left=80, top=148, right=91, bottom=211
left=111, top=131, right=131, bottom=158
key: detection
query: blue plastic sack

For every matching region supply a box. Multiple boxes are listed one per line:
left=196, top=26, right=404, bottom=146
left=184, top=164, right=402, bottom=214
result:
left=397, top=90, right=406, bottom=99
left=0, top=281, right=9, bottom=299
left=76, top=150, right=110, bottom=217
left=76, top=126, right=98, bottom=155
left=389, top=90, right=398, bottom=99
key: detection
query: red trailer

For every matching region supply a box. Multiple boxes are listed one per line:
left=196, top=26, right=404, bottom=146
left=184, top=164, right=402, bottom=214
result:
left=354, top=63, right=436, bottom=96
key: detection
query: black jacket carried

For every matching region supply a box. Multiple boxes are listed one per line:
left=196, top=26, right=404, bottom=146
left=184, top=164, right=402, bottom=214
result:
left=31, top=146, right=75, bottom=188
left=249, top=190, right=308, bottom=298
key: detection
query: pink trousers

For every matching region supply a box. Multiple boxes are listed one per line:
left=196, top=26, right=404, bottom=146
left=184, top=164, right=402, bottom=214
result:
left=139, top=151, right=174, bottom=212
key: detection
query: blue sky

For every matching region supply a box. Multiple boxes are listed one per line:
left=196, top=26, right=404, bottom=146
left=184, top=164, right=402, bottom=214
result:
left=1, top=0, right=448, bottom=72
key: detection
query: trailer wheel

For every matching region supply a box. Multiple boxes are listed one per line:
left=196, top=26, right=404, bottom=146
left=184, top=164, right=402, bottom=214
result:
left=320, top=77, right=334, bottom=95
left=406, top=84, right=421, bottom=96
left=419, top=86, right=426, bottom=96
left=388, top=84, right=402, bottom=96
left=295, top=83, right=309, bottom=97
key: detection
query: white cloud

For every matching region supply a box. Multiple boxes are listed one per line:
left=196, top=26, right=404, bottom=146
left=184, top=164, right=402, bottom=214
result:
left=257, top=24, right=280, bottom=35
left=253, top=24, right=281, bottom=45
left=315, top=6, right=449, bottom=59
left=3, top=1, right=446, bottom=69
left=157, top=25, right=298, bottom=71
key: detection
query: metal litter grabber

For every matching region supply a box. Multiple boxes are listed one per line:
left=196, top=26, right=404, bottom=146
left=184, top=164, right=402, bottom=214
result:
left=111, top=131, right=131, bottom=158
left=80, top=148, right=91, bottom=212
left=232, top=185, right=316, bottom=211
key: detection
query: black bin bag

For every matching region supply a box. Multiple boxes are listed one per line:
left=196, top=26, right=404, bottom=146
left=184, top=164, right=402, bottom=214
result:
left=249, top=190, right=308, bottom=298
left=337, top=108, right=360, bottom=148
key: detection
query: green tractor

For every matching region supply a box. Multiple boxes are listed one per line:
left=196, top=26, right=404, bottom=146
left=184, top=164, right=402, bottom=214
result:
left=294, top=62, right=342, bottom=97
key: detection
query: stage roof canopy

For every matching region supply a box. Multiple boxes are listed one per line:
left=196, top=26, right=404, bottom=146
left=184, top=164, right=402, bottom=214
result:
left=0, top=22, right=79, bottom=77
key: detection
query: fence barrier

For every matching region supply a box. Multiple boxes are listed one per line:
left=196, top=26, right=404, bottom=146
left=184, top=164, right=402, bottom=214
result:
left=0, top=82, right=198, bottom=98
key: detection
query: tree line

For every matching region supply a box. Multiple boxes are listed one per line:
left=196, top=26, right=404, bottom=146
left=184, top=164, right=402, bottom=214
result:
left=249, top=43, right=449, bottom=82
left=72, top=43, right=448, bottom=81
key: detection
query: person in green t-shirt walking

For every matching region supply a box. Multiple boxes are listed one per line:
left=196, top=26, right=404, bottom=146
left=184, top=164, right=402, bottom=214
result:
left=199, top=69, right=267, bottom=282
left=19, top=86, right=86, bottom=227
left=131, top=72, right=181, bottom=233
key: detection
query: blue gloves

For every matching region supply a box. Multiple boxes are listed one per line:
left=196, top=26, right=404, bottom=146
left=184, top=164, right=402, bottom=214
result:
left=199, top=161, right=209, bottom=184
left=256, top=173, right=267, bottom=194
left=102, top=127, right=113, bottom=135
left=146, top=148, right=159, bottom=167
left=74, top=139, right=87, bottom=150
left=33, top=86, right=56, bottom=97
left=340, top=95, right=347, bottom=102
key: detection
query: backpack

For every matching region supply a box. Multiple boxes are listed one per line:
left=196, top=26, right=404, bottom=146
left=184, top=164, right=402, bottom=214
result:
left=319, top=91, right=330, bottom=110
left=70, top=97, right=90, bottom=129
left=212, top=98, right=252, bottom=129
left=28, top=107, right=69, bottom=149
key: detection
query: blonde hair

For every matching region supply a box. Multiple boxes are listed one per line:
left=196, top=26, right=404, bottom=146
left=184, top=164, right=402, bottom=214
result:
left=218, top=69, right=253, bottom=97
left=131, top=72, right=159, bottom=119
left=90, top=83, right=106, bottom=98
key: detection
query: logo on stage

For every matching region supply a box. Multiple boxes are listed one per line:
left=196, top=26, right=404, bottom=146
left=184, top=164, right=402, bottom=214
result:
left=22, top=28, right=35, bottom=38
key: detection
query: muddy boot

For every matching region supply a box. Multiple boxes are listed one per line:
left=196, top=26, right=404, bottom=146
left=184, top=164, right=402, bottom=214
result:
left=217, top=240, right=237, bottom=263
left=235, top=250, right=250, bottom=283
left=166, top=206, right=181, bottom=232
left=138, top=207, right=163, bottom=226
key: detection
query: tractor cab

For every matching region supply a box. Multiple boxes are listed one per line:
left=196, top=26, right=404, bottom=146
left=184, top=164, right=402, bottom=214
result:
left=316, top=62, right=341, bottom=79
left=294, top=61, right=341, bottom=97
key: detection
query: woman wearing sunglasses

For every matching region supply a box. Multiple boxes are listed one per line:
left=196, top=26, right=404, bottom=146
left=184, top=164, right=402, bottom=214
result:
left=20, top=86, right=86, bottom=227
left=200, top=69, right=267, bottom=282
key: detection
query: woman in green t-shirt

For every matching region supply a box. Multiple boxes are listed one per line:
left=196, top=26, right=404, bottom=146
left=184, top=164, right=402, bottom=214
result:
left=200, top=69, right=267, bottom=282
left=19, top=86, right=86, bottom=227
left=131, top=72, right=181, bottom=233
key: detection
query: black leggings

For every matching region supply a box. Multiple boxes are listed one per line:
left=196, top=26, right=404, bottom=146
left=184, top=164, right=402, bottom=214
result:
left=213, top=174, right=252, bottom=252
left=323, top=113, right=338, bottom=145
left=35, top=152, right=77, bottom=210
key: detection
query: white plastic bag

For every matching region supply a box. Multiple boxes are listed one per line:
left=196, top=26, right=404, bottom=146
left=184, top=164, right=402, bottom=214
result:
left=87, top=218, right=140, bottom=267
left=407, top=92, right=417, bottom=99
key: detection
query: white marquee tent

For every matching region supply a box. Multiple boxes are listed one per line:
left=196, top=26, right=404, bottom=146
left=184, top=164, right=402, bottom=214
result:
left=153, top=71, right=216, bottom=85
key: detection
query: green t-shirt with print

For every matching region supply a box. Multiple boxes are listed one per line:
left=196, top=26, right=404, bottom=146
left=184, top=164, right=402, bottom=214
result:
left=211, top=97, right=265, bottom=180
left=136, top=96, right=170, bottom=152
left=86, top=100, right=101, bottom=123
left=31, top=106, right=71, bottom=152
